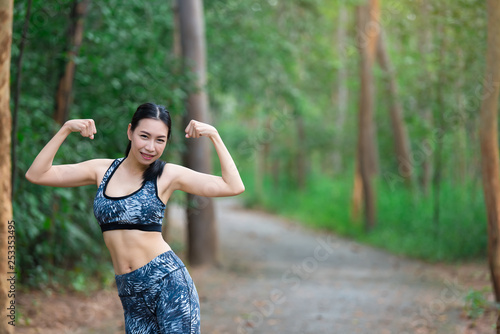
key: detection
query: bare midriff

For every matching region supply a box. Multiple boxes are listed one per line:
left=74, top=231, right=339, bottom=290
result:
left=103, top=230, right=171, bottom=275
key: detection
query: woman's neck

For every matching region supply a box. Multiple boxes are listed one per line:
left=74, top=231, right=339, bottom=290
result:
left=122, top=156, right=148, bottom=175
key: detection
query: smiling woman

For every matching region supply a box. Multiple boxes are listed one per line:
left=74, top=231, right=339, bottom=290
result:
left=125, top=103, right=170, bottom=170
left=25, top=102, right=245, bottom=334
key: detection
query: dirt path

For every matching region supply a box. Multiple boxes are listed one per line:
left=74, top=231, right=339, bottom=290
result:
left=17, top=199, right=493, bottom=333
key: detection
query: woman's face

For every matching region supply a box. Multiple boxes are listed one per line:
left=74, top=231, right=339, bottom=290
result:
left=127, top=118, right=169, bottom=165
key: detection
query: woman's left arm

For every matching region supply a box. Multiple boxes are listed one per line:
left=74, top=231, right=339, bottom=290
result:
left=171, top=120, right=245, bottom=197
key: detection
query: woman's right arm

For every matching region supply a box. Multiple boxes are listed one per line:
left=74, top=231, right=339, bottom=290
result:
left=25, top=119, right=102, bottom=187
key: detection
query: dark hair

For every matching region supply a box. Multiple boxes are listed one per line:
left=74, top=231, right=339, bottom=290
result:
left=125, top=102, right=172, bottom=184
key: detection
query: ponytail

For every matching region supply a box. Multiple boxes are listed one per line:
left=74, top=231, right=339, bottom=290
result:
left=143, top=160, right=166, bottom=185
left=125, top=141, right=131, bottom=157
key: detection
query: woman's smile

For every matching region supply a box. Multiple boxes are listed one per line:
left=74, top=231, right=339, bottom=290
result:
left=140, top=152, right=155, bottom=160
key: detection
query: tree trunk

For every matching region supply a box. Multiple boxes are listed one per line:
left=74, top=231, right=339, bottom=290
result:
left=376, top=29, right=413, bottom=188
left=54, top=0, right=90, bottom=125
left=353, top=1, right=380, bottom=178
left=262, top=116, right=272, bottom=175
left=417, top=0, right=433, bottom=196
left=254, top=147, right=264, bottom=197
left=11, top=0, right=32, bottom=200
left=0, top=0, right=14, bottom=332
left=355, top=1, right=379, bottom=230
left=432, top=22, right=447, bottom=238
left=254, top=117, right=266, bottom=198
left=296, top=114, right=306, bottom=190
left=351, top=158, right=363, bottom=222
left=365, top=0, right=380, bottom=178
left=455, top=48, right=467, bottom=184
left=172, top=0, right=181, bottom=59
left=332, top=5, right=348, bottom=173
left=178, top=0, right=217, bottom=266
left=480, top=0, right=500, bottom=305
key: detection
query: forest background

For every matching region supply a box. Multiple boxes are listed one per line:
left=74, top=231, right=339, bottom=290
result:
left=10, top=0, right=489, bottom=295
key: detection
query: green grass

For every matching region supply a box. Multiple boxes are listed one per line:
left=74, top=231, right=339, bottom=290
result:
left=242, top=170, right=487, bottom=262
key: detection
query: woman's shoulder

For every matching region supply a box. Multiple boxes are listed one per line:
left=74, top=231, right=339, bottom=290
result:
left=84, top=158, right=117, bottom=168
left=160, top=162, right=190, bottom=181
left=84, top=158, right=120, bottom=185
left=163, top=162, right=178, bottom=174
left=76, top=158, right=119, bottom=177
left=163, top=162, right=188, bottom=173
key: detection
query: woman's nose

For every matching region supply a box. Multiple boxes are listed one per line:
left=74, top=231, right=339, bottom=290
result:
left=146, top=140, right=155, bottom=151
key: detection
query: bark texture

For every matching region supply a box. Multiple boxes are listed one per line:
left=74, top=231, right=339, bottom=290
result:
left=172, top=0, right=181, bottom=59
left=0, top=0, right=14, bottom=332
left=296, top=114, right=306, bottom=189
left=178, top=0, right=217, bottom=266
left=480, top=0, right=500, bottom=306
left=417, top=0, right=433, bottom=195
left=54, top=0, right=89, bottom=124
left=355, top=0, right=379, bottom=230
left=376, top=30, right=413, bottom=188
left=333, top=5, right=348, bottom=172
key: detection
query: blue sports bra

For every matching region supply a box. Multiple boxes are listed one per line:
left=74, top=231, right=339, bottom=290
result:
left=93, top=158, right=166, bottom=233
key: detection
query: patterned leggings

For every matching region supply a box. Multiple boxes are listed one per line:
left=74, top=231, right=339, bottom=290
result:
left=115, top=250, right=201, bottom=333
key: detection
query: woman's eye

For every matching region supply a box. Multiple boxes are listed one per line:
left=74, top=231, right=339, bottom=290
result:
left=157, top=140, right=165, bottom=143
left=140, top=135, right=148, bottom=139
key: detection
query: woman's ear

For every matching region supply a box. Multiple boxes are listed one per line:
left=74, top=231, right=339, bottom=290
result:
left=127, top=123, right=132, bottom=141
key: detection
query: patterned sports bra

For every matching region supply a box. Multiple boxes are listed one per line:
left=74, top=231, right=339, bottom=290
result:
left=93, top=158, right=166, bottom=233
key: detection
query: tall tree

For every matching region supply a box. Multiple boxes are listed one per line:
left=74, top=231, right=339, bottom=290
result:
left=376, top=29, right=413, bottom=188
left=172, top=0, right=181, bottom=59
left=296, top=113, right=307, bottom=189
left=479, top=0, right=500, bottom=326
left=333, top=5, right=348, bottom=172
left=432, top=21, right=446, bottom=236
left=0, top=0, right=14, bottom=332
left=178, top=0, right=217, bottom=266
left=355, top=0, right=380, bottom=230
left=54, top=0, right=90, bottom=125
left=417, top=0, right=433, bottom=196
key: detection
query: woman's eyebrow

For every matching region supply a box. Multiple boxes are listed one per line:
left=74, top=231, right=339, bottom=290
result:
left=139, top=130, right=167, bottom=138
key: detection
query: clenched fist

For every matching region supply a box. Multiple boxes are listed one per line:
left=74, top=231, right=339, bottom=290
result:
left=63, top=119, right=97, bottom=139
left=184, top=120, right=218, bottom=139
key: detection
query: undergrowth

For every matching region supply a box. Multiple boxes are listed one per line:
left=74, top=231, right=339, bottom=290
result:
left=242, top=170, right=487, bottom=262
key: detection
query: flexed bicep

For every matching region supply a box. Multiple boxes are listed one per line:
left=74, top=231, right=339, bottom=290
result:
left=26, top=159, right=112, bottom=187
left=170, top=164, right=239, bottom=197
left=25, top=119, right=107, bottom=188
left=180, top=120, right=244, bottom=196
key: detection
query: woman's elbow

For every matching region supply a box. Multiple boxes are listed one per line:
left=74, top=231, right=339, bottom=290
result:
left=25, top=170, right=35, bottom=183
left=25, top=170, right=40, bottom=184
left=233, top=183, right=245, bottom=196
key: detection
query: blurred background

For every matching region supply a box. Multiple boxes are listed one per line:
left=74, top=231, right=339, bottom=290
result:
left=11, top=0, right=488, bottom=309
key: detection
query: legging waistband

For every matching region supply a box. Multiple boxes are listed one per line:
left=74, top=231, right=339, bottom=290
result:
left=115, top=250, right=185, bottom=297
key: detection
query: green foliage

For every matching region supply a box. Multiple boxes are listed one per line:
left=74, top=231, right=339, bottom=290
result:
left=368, top=180, right=487, bottom=261
left=464, top=288, right=495, bottom=319
left=239, top=165, right=487, bottom=262
left=12, top=0, right=491, bottom=290
left=213, top=0, right=489, bottom=263
left=12, top=0, right=190, bottom=289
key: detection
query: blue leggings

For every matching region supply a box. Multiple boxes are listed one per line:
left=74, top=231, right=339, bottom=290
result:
left=115, top=250, right=201, bottom=333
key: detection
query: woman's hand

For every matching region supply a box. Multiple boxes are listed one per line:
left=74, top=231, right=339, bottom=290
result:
left=184, top=120, right=218, bottom=139
left=26, top=118, right=105, bottom=187
left=166, top=119, right=244, bottom=198
left=63, top=119, right=97, bottom=139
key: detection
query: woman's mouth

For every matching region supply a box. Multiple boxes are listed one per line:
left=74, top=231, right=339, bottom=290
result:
left=140, top=152, right=155, bottom=160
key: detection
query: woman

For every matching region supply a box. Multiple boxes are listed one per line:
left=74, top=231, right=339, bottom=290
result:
left=25, top=102, right=245, bottom=333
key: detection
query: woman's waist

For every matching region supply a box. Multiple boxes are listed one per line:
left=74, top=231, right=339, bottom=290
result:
left=103, top=230, right=173, bottom=275
left=114, top=249, right=186, bottom=296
